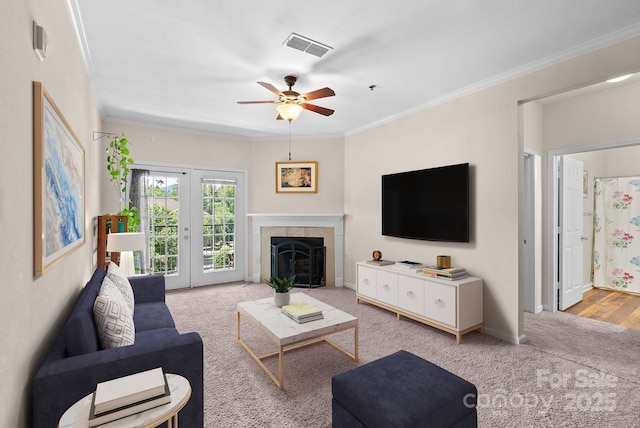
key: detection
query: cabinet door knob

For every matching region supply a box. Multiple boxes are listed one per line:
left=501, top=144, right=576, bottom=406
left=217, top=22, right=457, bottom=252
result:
left=363, top=279, right=369, bottom=285
left=407, top=291, right=415, bottom=299
left=383, top=284, right=390, bottom=291
left=435, top=298, right=445, bottom=308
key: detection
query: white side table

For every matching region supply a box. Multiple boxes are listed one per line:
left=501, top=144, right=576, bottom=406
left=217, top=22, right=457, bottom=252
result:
left=58, top=373, right=191, bottom=428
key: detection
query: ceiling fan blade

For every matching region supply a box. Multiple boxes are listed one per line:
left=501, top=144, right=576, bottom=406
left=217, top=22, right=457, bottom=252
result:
left=302, top=87, right=335, bottom=101
left=257, top=81, right=283, bottom=96
left=237, top=100, right=277, bottom=104
left=301, top=103, right=334, bottom=116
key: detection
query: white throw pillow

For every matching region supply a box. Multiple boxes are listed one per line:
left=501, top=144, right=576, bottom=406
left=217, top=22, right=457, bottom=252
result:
left=93, top=276, right=135, bottom=349
left=106, top=261, right=135, bottom=314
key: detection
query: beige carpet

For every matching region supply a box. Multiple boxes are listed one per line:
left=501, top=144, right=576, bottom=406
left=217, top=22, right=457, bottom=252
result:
left=166, top=283, right=640, bottom=427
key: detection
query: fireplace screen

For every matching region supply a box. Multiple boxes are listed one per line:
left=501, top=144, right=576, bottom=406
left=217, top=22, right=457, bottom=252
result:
left=271, top=237, right=326, bottom=288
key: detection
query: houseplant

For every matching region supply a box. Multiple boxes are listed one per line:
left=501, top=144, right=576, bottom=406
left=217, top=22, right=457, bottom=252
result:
left=265, top=274, right=296, bottom=307
left=106, top=133, right=140, bottom=231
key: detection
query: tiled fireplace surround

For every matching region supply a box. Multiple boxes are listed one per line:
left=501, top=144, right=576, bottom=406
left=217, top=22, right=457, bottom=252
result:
left=248, top=214, right=344, bottom=286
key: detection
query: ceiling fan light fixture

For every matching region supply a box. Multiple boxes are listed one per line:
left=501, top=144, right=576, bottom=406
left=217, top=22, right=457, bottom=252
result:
left=277, top=103, right=303, bottom=121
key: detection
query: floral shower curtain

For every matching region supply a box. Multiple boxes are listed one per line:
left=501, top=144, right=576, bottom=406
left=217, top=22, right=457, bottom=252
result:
left=592, top=176, right=640, bottom=293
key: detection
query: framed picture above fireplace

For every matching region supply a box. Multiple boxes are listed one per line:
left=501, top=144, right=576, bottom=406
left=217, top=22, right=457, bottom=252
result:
left=275, top=161, right=318, bottom=193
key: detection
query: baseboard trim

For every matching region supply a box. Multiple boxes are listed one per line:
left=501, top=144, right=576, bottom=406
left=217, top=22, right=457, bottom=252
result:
left=342, top=281, right=355, bottom=290
left=483, top=326, right=525, bottom=344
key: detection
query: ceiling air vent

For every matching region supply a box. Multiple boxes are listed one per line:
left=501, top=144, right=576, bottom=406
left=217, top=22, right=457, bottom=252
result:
left=283, top=32, right=333, bottom=58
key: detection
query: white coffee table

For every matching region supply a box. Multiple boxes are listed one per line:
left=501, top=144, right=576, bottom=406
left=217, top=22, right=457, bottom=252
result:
left=58, top=373, right=191, bottom=428
left=236, top=293, right=358, bottom=389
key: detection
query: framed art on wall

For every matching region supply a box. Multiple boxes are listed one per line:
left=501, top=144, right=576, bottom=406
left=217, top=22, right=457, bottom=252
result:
left=33, top=81, right=86, bottom=277
left=275, top=161, right=318, bottom=193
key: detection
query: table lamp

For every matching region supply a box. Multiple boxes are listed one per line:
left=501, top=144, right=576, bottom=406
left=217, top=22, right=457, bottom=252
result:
left=106, top=232, right=146, bottom=276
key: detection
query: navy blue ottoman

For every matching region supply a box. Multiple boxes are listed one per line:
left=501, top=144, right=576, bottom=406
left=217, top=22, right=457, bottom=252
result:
left=332, top=350, right=477, bottom=428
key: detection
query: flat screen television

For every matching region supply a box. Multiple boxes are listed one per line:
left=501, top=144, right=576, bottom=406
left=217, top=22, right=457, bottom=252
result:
left=382, top=163, right=470, bottom=242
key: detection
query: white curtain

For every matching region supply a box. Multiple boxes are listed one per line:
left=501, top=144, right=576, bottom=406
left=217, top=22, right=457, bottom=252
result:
left=592, top=176, right=640, bottom=293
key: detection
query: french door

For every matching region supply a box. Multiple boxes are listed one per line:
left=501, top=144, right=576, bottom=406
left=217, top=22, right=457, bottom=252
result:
left=133, top=164, right=246, bottom=289
left=190, top=169, right=246, bottom=287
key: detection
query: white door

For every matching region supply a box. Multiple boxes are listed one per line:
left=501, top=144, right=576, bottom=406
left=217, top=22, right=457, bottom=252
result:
left=142, top=168, right=191, bottom=290
left=558, top=156, right=583, bottom=310
left=190, top=169, right=246, bottom=286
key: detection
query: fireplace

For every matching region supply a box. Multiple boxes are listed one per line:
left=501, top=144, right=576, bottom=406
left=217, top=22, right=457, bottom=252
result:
left=247, top=214, right=344, bottom=286
left=271, top=237, right=326, bottom=288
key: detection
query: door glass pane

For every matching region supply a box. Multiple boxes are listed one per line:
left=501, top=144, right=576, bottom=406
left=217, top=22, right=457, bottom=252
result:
left=202, top=179, right=236, bottom=272
left=147, top=174, right=180, bottom=275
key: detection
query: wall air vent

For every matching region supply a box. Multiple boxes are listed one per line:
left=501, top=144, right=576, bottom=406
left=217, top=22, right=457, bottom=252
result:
left=283, top=32, right=333, bottom=58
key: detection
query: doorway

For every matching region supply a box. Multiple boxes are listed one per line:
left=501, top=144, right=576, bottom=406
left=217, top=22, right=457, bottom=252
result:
left=520, top=72, right=640, bottom=346
left=547, top=141, right=640, bottom=311
left=131, top=163, right=247, bottom=289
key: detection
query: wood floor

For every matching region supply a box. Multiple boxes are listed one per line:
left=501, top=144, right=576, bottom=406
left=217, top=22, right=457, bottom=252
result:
left=564, top=287, right=640, bottom=331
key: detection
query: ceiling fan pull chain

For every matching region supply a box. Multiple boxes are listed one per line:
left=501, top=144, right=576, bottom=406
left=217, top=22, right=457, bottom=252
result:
left=288, top=120, right=292, bottom=161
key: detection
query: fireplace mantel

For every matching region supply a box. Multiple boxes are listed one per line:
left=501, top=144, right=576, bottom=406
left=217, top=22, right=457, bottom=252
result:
left=247, top=213, right=344, bottom=286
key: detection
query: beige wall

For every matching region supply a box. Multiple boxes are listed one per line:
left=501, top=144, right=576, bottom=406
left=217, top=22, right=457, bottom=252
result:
left=0, top=0, right=102, bottom=426
left=3, top=2, right=640, bottom=425
left=100, top=121, right=254, bottom=211
left=344, top=36, right=640, bottom=343
left=538, top=80, right=640, bottom=306
left=100, top=122, right=345, bottom=215
left=100, top=122, right=345, bottom=279
left=345, top=88, right=523, bottom=342
left=249, top=136, right=345, bottom=214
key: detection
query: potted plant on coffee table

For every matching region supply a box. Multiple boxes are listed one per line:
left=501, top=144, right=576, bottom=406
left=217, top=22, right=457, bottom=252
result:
left=265, top=274, right=296, bottom=307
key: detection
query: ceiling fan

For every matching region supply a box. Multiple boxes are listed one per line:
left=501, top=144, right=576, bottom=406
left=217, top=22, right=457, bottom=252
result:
left=237, top=75, right=335, bottom=121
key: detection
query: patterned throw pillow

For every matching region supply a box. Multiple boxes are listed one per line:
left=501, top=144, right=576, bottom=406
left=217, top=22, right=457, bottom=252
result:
left=106, top=261, right=135, bottom=314
left=93, top=276, right=135, bottom=349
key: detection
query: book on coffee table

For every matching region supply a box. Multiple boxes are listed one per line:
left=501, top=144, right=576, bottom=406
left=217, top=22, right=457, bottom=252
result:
left=281, top=301, right=324, bottom=323
left=281, top=301, right=322, bottom=317
left=282, top=310, right=324, bottom=323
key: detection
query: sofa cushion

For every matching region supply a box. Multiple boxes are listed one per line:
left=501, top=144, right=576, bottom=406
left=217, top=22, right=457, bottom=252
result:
left=135, top=327, right=181, bottom=345
left=133, top=302, right=176, bottom=332
left=93, top=276, right=135, bottom=349
left=106, top=261, right=135, bottom=314
left=66, top=267, right=105, bottom=357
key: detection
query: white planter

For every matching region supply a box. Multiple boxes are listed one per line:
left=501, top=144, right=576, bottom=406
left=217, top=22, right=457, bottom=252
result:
left=274, top=292, right=290, bottom=307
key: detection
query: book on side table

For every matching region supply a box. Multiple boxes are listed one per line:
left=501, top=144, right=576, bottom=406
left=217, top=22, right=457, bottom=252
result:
left=89, top=367, right=171, bottom=426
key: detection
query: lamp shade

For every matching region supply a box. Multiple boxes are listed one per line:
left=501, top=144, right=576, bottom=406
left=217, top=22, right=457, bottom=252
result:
left=276, top=103, right=303, bottom=121
left=107, top=232, right=146, bottom=252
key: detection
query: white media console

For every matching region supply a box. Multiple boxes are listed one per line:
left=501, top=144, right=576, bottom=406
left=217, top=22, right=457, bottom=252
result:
left=356, top=262, right=483, bottom=343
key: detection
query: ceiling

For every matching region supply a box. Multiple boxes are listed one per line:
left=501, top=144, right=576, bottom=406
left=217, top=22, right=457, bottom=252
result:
left=67, top=1, right=640, bottom=141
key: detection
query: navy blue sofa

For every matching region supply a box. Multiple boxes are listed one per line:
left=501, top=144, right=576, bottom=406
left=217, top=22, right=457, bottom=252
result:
left=32, top=266, right=204, bottom=427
